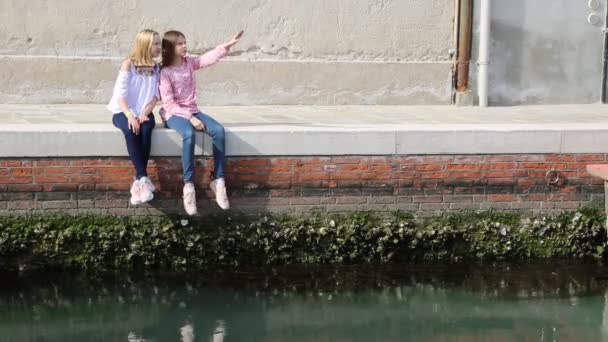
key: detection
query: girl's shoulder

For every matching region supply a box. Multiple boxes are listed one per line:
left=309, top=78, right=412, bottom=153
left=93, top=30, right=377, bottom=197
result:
left=120, top=59, right=133, bottom=72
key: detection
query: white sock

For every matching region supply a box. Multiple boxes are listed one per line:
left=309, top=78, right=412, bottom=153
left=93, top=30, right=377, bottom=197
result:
left=215, top=178, right=225, bottom=187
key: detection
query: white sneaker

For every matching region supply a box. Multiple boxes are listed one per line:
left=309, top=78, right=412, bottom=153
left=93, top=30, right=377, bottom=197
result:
left=183, top=183, right=198, bottom=215
left=210, top=179, right=230, bottom=210
left=129, top=180, right=142, bottom=205
left=139, top=181, right=154, bottom=204
left=140, top=176, right=156, bottom=192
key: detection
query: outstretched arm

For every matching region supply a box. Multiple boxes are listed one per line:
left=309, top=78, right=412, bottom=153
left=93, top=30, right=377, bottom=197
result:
left=190, top=31, right=244, bottom=70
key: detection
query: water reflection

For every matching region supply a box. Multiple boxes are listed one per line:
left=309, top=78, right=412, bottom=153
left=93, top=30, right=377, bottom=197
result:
left=1, top=262, right=608, bottom=341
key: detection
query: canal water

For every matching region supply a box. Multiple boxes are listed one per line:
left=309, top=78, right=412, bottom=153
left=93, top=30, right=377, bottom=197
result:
left=1, top=262, right=608, bottom=341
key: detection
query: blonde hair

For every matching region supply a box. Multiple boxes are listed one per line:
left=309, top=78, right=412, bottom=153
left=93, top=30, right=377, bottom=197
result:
left=128, top=29, right=159, bottom=67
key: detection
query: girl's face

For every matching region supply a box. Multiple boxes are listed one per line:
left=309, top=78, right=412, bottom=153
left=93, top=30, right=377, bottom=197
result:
left=174, top=36, right=187, bottom=57
left=151, top=34, right=161, bottom=58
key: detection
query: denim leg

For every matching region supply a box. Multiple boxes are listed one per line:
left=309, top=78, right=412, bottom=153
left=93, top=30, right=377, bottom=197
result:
left=166, top=115, right=196, bottom=183
left=139, top=113, right=156, bottom=175
left=112, top=113, right=147, bottom=179
left=193, top=112, right=226, bottom=179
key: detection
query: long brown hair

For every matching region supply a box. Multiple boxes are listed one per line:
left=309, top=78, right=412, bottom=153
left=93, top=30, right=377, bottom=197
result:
left=161, top=30, right=185, bottom=68
left=128, top=29, right=159, bottom=67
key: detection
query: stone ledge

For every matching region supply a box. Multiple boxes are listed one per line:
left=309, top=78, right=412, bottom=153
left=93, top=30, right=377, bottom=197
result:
left=2, top=104, right=608, bottom=157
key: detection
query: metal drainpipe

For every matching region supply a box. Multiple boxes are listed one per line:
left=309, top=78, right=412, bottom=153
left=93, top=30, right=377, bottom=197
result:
left=478, top=0, right=491, bottom=107
left=602, top=2, right=608, bottom=103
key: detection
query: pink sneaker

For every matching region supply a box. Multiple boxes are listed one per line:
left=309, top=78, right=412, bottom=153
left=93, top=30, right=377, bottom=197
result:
left=210, top=179, right=230, bottom=210
left=183, top=183, right=198, bottom=215
left=130, top=180, right=142, bottom=205
left=138, top=179, right=154, bottom=204
left=140, top=176, right=156, bottom=192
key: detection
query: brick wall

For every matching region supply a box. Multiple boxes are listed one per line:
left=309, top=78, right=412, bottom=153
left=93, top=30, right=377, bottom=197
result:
left=0, top=154, right=605, bottom=216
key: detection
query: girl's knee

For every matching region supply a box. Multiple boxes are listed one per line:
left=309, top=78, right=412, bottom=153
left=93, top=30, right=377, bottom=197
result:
left=182, top=128, right=196, bottom=143
left=210, top=124, right=225, bottom=139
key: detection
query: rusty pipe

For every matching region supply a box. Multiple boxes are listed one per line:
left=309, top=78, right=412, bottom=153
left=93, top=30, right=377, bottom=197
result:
left=456, top=0, right=473, bottom=92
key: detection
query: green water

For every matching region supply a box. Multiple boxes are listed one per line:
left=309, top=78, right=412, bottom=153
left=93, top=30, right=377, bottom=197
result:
left=2, top=262, right=608, bottom=341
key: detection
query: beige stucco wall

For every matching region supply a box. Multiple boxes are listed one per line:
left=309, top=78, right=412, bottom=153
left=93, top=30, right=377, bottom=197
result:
left=0, top=0, right=454, bottom=105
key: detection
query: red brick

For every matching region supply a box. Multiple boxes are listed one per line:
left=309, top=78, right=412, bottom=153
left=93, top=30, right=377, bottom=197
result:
left=0, top=168, right=8, bottom=176
left=368, top=164, right=391, bottom=171
left=520, top=163, right=552, bottom=169
left=267, top=165, right=292, bottom=172
left=417, top=164, right=444, bottom=171
left=10, top=168, right=32, bottom=175
left=106, top=160, right=133, bottom=166
left=485, top=171, right=515, bottom=178
left=450, top=171, right=482, bottom=178
left=420, top=171, right=449, bottom=179
left=98, top=167, right=133, bottom=174
left=34, top=176, right=69, bottom=183
left=394, top=172, right=416, bottom=179
left=71, top=175, right=103, bottom=183
left=270, top=157, right=300, bottom=165
left=35, top=160, right=71, bottom=167
left=517, top=179, right=537, bottom=187
left=575, top=155, right=605, bottom=162
left=489, top=163, right=517, bottom=170
left=267, top=173, right=294, bottom=181
left=1, top=161, right=22, bottom=167
left=559, top=186, right=577, bottom=193
left=0, top=176, right=33, bottom=184
left=566, top=162, right=589, bottom=170
left=447, top=164, right=479, bottom=171
left=299, top=173, right=329, bottom=181
left=361, top=173, right=391, bottom=180
left=487, top=179, right=517, bottom=186
left=103, top=175, right=134, bottom=182
left=331, top=172, right=362, bottom=180
left=339, top=164, right=368, bottom=171
left=294, top=165, right=324, bottom=172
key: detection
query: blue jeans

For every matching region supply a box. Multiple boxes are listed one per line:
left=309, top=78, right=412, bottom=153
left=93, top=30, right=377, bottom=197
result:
left=166, top=112, right=226, bottom=183
left=112, top=113, right=155, bottom=179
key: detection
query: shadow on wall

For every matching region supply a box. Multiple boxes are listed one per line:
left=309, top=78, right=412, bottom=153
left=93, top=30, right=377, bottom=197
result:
left=471, top=0, right=604, bottom=105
